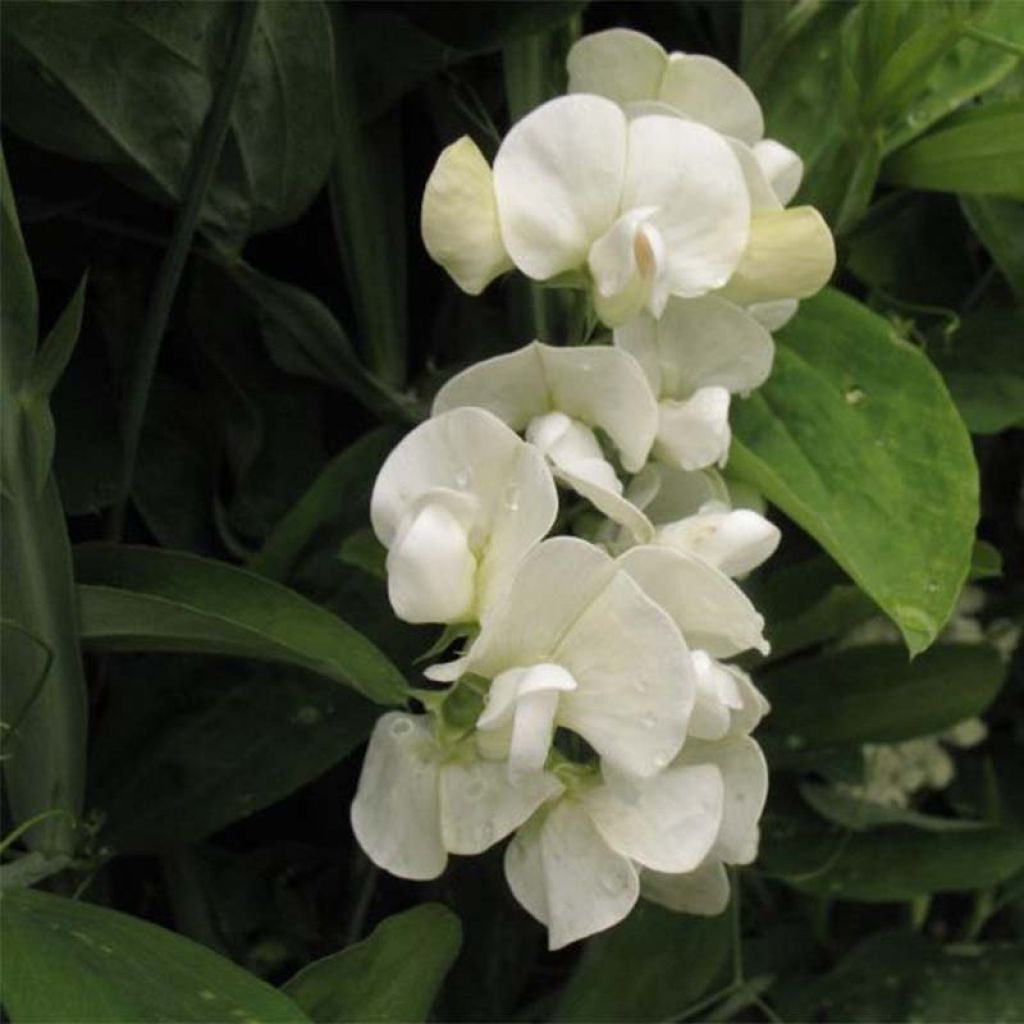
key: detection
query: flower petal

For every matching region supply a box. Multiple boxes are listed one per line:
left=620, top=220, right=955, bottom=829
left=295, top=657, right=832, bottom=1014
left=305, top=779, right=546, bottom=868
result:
left=623, top=116, right=750, bottom=297
left=494, top=95, right=628, bottom=281
left=371, top=408, right=558, bottom=621
left=655, top=506, right=781, bottom=577
left=659, top=53, right=764, bottom=145
left=567, top=28, right=667, bottom=106
left=753, top=138, right=804, bottom=206
left=630, top=464, right=730, bottom=524
left=350, top=713, right=446, bottom=880
left=583, top=762, right=724, bottom=872
left=618, top=545, right=769, bottom=657
left=555, top=463, right=655, bottom=544
left=719, top=207, right=836, bottom=304
left=641, top=857, right=731, bottom=915
left=749, top=299, right=799, bottom=332
left=654, top=386, right=732, bottom=471
left=505, top=799, right=640, bottom=950
left=421, top=136, right=513, bottom=295
left=615, top=295, right=775, bottom=398
left=439, top=754, right=563, bottom=855
left=677, top=736, right=769, bottom=865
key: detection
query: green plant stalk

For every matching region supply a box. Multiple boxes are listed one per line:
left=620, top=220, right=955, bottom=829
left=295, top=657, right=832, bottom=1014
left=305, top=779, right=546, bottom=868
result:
left=106, top=2, right=259, bottom=541
left=503, top=32, right=555, bottom=343
left=329, top=4, right=407, bottom=389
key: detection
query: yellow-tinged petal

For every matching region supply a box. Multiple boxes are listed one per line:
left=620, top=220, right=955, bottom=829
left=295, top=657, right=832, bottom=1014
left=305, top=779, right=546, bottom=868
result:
left=421, top=136, right=512, bottom=295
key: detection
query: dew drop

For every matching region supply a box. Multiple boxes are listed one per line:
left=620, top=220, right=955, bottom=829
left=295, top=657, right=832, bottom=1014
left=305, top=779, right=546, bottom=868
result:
left=390, top=717, right=414, bottom=738
left=502, top=485, right=520, bottom=511
left=641, top=714, right=657, bottom=730
left=600, top=869, right=625, bottom=894
left=653, top=752, right=670, bottom=768
left=454, top=467, right=472, bottom=489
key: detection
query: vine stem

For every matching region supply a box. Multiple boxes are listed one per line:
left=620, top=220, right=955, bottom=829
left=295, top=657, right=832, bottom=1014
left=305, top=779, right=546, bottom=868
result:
left=106, top=1, right=260, bottom=541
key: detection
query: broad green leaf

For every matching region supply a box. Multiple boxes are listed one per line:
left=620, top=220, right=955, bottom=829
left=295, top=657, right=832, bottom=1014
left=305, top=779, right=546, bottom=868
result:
left=882, top=101, right=1024, bottom=199
left=762, top=795, right=1024, bottom=900
left=799, top=780, right=986, bottom=833
left=2, top=1, right=336, bottom=249
left=1, top=154, right=88, bottom=857
left=282, top=904, right=462, bottom=1024
left=931, top=310, right=1024, bottom=434
left=551, top=903, right=731, bottom=1022
left=760, top=642, right=1005, bottom=749
left=0, top=887, right=309, bottom=1023
left=969, top=539, right=1003, bottom=580
left=790, top=929, right=1024, bottom=1023
left=89, top=655, right=378, bottom=851
left=337, top=529, right=387, bottom=582
left=74, top=544, right=408, bottom=705
left=960, top=195, right=1024, bottom=303
left=731, top=289, right=978, bottom=655
left=249, top=425, right=402, bottom=582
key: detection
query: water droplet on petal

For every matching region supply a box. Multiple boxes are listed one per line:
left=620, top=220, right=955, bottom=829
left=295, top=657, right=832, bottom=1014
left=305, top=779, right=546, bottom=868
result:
left=502, top=485, right=520, bottom=511
left=454, top=467, right=472, bottom=489
left=653, top=752, right=670, bottom=768
left=641, top=714, right=657, bottom=730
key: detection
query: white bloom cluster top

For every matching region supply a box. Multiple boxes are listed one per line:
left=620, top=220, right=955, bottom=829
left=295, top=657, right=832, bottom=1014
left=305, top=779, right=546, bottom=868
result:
left=350, top=29, right=835, bottom=950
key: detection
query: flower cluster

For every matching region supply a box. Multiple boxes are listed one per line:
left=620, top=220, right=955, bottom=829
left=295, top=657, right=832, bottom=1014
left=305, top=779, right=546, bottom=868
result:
left=351, top=29, right=835, bottom=949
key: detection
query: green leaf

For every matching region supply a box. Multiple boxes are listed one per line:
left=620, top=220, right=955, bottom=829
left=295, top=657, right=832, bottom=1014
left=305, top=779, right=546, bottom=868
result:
left=0, top=887, right=309, bottom=1023
left=282, top=904, right=462, bottom=1023
left=791, top=929, right=1024, bottom=1023
left=799, top=780, right=987, bottom=833
left=882, top=101, right=1024, bottom=199
left=2, top=1, right=336, bottom=249
left=931, top=310, right=1024, bottom=434
left=74, top=544, right=408, bottom=705
left=969, top=539, right=1003, bottom=580
left=760, top=642, right=1005, bottom=749
left=1, top=154, right=88, bottom=857
left=960, top=195, right=1024, bottom=303
left=249, top=425, right=402, bottom=581
left=550, top=903, right=731, bottom=1022
left=90, top=655, right=379, bottom=851
left=762, top=795, right=1024, bottom=900
left=731, top=289, right=979, bottom=655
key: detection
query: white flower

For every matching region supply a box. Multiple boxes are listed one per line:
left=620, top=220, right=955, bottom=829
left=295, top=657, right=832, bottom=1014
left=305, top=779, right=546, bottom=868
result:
left=504, top=759, right=725, bottom=949
left=370, top=407, right=557, bottom=625
left=614, top=294, right=774, bottom=470
left=433, top=341, right=657, bottom=540
left=567, top=29, right=835, bottom=316
left=350, top=712, right=563, bottom=880
left=428, top=536, right=695, bottom=779
left=641, top=735, right=769, bottom=916
left=689, top=652, right=770, bottom=742
left=422, top=94, right=751, bottom=325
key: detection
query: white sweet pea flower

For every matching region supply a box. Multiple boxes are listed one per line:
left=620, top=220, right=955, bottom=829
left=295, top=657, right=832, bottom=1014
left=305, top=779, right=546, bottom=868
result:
left=433, top=342, right=657, bottom=540
left=689, top=652, right=770, bottom=741
left=615, top=294, right=774, bottom=470
left=351, top=712, right=563, bottom=880
left=617, top=544, right=769, bottom=658
left=655, top=502, right=781, bottom=578
left=505, top=760, right=724, bottom=949
left=422, top=94, right=750, bottom=326
left=371, top=407, right=557, bottom=625
left=641, top=735, right=769, bottom=916
left=428, top=537, right=695, bottom=779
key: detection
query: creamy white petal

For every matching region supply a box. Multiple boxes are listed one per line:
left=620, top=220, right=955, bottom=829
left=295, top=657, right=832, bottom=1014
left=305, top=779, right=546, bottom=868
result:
left=728, top=669, right=771, bottom=736
left=753, top=138, right=804, bottom=206
left=678, top=736, right=769, bottom=865
left=655, top=506, right=781, bottom=577
left=618, top=545, right=769, bottom=657
left=372, top=408, right=558, bottom=622
left=555, top=463, right=655, bottom=544
left=494, top=95, right=628, bottom=281
left=567, top=28, right=667, bottom=106
left=688, top=650, right=737, bottom=741
left=505, top=799, right=640, bottom=950
left=728, top=139, right=782, bottom=213
left=659, top=53, right=764, bottom=145
left=615, top=296, right=775, bottom=398
left=350, top=714, right=446, bottom=880
left=749, top=299, right=799, bottom=332
left=588, top=208, right=668, bottom=326
left=623, top=116, right=750, bottom=298
left=554, top=570, right=694, bottom=777
left=434, top=342, right=658, bottom=473
left=631, top=464, right=730, bottom=524
left=386, top=502, right=477, bottom=624
left=641, top=858, right=731, bottom=916
left=439, top=754, right=563, bottom=855
left=654, top=387, right=732, bottom=471
left=421, top=136, right=513, bottom=295
left=719, top=207, right=836, bottom=304
left=583, top=763, right=723, bottom=873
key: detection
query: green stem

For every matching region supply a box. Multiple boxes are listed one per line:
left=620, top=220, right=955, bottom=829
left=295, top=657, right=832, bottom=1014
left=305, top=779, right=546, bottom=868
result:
left=965, top=25, right=1024, bottom=61
left=106, top=1, right=259, bottom=540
